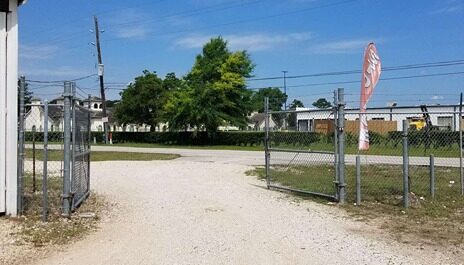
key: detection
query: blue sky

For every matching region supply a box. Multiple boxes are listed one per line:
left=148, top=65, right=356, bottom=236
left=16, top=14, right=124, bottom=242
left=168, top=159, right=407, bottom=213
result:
left=19, top=0, right=464, bottom=107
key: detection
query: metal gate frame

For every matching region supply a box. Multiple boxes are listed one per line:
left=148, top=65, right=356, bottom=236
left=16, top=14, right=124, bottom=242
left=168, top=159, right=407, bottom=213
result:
left=264, top=88, right=346, bottom=202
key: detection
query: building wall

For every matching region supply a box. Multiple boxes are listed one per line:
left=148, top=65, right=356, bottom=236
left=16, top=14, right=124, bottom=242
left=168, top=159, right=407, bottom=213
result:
left=296, top=105, right=461, bottom=132
left=0, top=0, right=19, bottom=215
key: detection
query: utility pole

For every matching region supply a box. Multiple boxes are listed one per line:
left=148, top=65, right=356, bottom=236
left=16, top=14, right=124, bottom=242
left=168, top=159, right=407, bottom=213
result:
left=282, top=71, right=288, bottom=111
left=93, top=15, right=108, bottom=144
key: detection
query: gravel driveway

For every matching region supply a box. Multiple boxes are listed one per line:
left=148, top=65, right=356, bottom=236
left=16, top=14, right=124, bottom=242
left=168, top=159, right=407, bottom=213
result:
left=22, top=147, right=459, bottom=265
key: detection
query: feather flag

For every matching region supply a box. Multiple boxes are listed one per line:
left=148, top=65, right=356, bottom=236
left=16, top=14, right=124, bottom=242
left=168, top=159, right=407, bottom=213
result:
left=359, top=43, right=381, bottom=151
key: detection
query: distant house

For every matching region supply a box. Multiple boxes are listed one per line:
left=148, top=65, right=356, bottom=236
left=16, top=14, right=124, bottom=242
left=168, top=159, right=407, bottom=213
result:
left=25, top=97, right=64, bottom=132
left=247, top=112, right=278, bottom=131
left=24, top=97, right=152, bottom=133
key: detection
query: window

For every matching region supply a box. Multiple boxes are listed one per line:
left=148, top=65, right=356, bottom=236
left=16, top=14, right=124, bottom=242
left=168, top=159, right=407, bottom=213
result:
left=437, top=116, right=452, bottom=127
left=93, top=103, right=98, bottom=109
left=98, top=125, right=103, bottom=132
left=99, top=104, right=103, bottom=109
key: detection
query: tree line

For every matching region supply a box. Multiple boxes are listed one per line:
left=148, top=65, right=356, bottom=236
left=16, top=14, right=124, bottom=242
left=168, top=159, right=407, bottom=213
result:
left=113, top=37, right=332, bottom=132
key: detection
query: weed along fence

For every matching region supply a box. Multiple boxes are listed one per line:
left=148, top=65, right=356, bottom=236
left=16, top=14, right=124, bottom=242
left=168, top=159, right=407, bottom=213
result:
left=264, top=89, right=464, bottom=208
left=17, top=78, right=91, bottom=220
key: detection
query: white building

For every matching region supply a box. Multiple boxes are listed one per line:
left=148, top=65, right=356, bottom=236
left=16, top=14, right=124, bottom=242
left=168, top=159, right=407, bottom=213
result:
left=1, top=0, right=26, bottom=216
left=24, top=96, right=153, bottom=133
left=296, top=104, right=463, bottom=132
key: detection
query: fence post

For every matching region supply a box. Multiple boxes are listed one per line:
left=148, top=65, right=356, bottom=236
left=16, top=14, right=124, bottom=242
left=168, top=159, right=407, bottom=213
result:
left=430, top=154, right=435, bottom=199
left=337, top=88, right=346, bottom=204
left=32, top=126, right=36, bottom=193
left=333, top=90, right=339, bottom=200
left=459, top=92, right=463, bottom=195
left=402, top=120, right=409, bottom=208
left=71, top=83, right=77, bottom=211
left=42, top=100, right=49, bottom=222
left=17, top=76, right=26, bottom=214
left=356, top=155, right=361, bottom=205
left=62, top=81, right=72, bottom=217
left=87, top=94, right=92, bottom=194
left=264, top=97, right=270, bottom=189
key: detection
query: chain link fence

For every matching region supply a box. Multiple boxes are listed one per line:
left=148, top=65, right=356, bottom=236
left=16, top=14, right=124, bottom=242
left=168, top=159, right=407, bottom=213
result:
left=344, top=110, right=463, bottom=206
left=265, top=90, right=464, bottom=208
left=18, top=79, right=91, bottom=220
left=71, top=104, right=91, bottom=211
left=265, top=95, right=340, bottom=200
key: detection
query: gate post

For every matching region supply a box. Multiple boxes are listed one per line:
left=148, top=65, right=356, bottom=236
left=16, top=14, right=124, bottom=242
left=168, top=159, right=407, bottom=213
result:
left=402, top=119, right=410, bottom=208
left=264, top=97, right=270, bottom=189
left=337, top=88, right=346, bottom=204
left=62, top=81, right=72, bottom=216
left=17, top=76, right=25, bottom=214
left=42, top=100, right=49, bottom=222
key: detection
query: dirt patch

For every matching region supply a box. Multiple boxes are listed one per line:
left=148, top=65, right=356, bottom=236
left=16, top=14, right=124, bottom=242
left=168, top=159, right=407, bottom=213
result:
left=0, top=193, right=109, bottom=265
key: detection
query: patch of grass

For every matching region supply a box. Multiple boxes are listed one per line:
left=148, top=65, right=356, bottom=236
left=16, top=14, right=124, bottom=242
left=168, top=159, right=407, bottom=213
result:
left=96, top=142, right=264, bottom=151
left=14, top=176, right=107, bottom=247
left=247, top=164, right=464, bottom=246
left=90, top=151, right=179, bottom=161
left=25, top=149, right=180, bottom=161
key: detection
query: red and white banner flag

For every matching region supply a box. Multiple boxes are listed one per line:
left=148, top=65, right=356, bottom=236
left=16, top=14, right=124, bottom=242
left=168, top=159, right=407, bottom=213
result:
left=359, top=43, right=381, bottom=151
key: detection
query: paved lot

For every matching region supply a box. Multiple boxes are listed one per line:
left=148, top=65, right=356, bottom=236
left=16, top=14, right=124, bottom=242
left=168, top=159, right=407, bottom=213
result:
left=30, top=147, right=459, bottom=265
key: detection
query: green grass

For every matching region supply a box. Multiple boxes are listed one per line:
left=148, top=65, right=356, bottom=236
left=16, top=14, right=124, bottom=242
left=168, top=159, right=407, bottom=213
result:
left=93, top=141, right=460, bottom=157
left=96, top=142, right=264, bottom=151
left=25, top=149, right=180, bottom=161
left=247, top=164, right=464, bottom=246
left=272, top=141, right=460, bottom=158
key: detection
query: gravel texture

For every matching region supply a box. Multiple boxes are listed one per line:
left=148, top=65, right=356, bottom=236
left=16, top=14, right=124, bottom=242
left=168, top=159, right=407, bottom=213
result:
left=2, top=148, right=461, bottom=264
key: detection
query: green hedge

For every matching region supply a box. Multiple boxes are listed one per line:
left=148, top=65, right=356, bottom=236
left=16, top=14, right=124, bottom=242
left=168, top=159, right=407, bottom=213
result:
left=110, top=131, right=265, bottom=146
left=25, top=130, right=461, bottom=148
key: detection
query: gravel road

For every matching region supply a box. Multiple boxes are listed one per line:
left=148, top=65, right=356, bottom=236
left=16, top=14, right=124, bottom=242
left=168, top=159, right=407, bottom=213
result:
left=27, top=148, right=459, bottom=265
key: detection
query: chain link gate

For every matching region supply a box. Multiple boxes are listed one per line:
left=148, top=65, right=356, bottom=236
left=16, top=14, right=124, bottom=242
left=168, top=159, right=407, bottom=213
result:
left=70, top=101, right=91, bottom=211
left=264, top=89, right=346, bottom=201
left=17, top=79, right=91, bottom=219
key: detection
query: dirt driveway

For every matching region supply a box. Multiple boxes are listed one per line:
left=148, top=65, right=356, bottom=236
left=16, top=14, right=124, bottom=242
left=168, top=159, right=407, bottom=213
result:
left=32, top=150, right=457, bottom=265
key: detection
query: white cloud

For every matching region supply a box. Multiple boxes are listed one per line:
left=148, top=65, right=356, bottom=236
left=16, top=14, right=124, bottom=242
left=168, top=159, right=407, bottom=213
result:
left=20, top=44, right=59, bottom=60
left=307, top=38, right=383, bottom=54
left=108, top=9, right=151, bottom=40
left=116, top=27, right=149, bottom=39
left=175, top=32, right=312, bottom=51
left=20, top=66, right=91, bottom=78
left=431, top=1, right=463, bottom=14
left=431, top=95, right=445, bottom=100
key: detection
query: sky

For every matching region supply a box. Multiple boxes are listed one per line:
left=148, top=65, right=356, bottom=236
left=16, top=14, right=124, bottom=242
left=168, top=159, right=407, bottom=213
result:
left=19, top=0, right=464, bottom=108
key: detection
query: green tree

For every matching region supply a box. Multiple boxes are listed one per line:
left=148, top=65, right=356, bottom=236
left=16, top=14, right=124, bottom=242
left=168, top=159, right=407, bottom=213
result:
left=175, top=37, right=254, bottom=132
left=114, top=70, right=167, bottom=130
left=18, top=79, right=33, bottom=114
left=312, top=98, right=332, bottom=109
left=287, top=99, right=305, bottom=128
left=250, top=87, right=287, bottom=112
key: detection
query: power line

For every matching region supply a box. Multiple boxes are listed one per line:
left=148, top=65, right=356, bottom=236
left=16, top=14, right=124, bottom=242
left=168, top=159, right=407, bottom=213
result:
left=26, top=74, right=98, bottom=84
left=247, top=71, right=464, bottom=90
left=105, top=0, right=264, bottom=29
left=247, top=60, right=464, bottom=81
left=102, top=0, right=358, bottom=43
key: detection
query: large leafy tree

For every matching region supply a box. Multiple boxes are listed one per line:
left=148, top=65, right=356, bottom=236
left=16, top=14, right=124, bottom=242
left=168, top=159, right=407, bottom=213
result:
left=312, top=98, right=332, bottom=109
left=114, top=70, right=168, bottom=130
left=250, top=87, right=287, bottom=112
left=173, top=37, right=254, bottom=132
left=287, top=99, right=305, bottom=128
